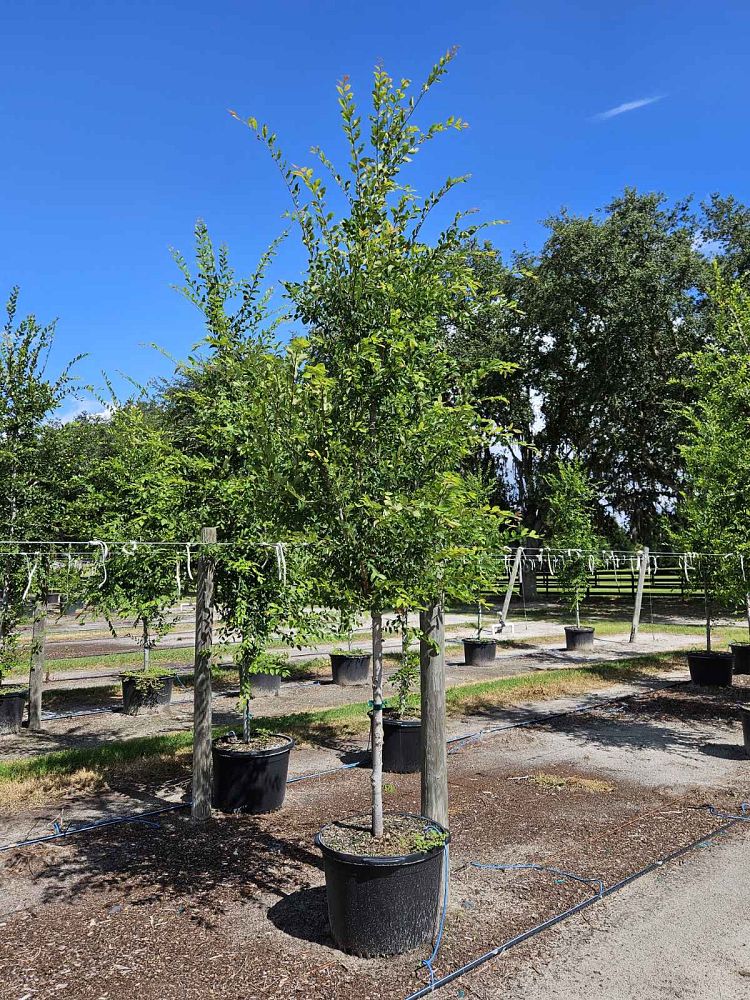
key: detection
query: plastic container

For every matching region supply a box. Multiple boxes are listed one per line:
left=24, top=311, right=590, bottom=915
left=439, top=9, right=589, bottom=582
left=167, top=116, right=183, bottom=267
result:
left=564, top=626, right=595, bottom=651
left=120, top=674, right=174, bottom=716
left=249, top=672, right=282, bottom=696
left=462, top=638, right=497, bottom=666
left=687, top=651, right=733, bottom=687
left=382, top=716, right=421, bottom=773
left=212, top=734, right=294, bottom=813
left=315, top=815, right=449, bottom=956
left=740, top=705, right=750, bottom=756
left=0, top=689, right=27, bottom=734
left=731, top=643, right=750, bottom=675
left=330, top=652, right=371, bottom=686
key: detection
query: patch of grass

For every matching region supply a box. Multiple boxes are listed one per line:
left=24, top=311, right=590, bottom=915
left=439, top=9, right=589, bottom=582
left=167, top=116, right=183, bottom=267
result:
left=524, top=772, right=614, bottom=794
left=0, top=652, right=682, bottom=809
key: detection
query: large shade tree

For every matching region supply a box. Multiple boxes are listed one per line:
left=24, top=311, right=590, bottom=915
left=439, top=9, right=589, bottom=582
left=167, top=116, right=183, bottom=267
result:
left=451, top=190, right=708, bottom=546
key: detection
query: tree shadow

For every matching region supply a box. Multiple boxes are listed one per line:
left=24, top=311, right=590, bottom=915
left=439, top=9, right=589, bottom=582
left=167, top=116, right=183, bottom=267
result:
left=25, top=811, right=325, bottom=931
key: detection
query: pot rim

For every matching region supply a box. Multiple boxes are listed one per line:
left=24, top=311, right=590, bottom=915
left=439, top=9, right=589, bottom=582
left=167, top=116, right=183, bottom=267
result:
left=315, top=813, right=450, bottom=867
left=564, top=626, right=595, bottom=634
left=329, top=651, right=371, bottom=661
left=462, top=637, right=497, bottom=646
left=119, top=671, right=175, bottom=682
left=382, top=714, right=421, bottom=729
left=212, top=733, right=294, bottom=758
left=686, top=651, right=733, bottom=660
left=730, top=643, right=750, bottom=650
left=0, top=688, right=28, bottom=700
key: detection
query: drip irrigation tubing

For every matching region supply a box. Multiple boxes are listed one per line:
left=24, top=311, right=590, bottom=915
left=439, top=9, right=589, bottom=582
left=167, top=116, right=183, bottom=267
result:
left=402, top=811, right=750, bottom=1000
left=0, top=676, right=699, bottom=853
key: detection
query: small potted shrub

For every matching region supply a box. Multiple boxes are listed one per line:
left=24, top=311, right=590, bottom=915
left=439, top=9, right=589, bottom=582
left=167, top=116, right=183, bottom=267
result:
left=544, top=459, right=600, bottom=651
left=245, top=650, right=290, bottom=696
left=382, top=613, right=421, bottom=774
left=685, top=576, right=733, bottom=686
left=119, top=617, right=176, bottom=715
left=462, top=599, right=497, bottom=666
left=0, top=638, right=27, bottom=735
left=330, top=608, right=371, bottom=686
left=212, top=644, right=294, bottom=813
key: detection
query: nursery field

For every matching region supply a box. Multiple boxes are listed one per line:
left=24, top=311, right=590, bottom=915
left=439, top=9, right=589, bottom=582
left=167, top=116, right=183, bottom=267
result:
left=0, top=656, right=748, bottom=1000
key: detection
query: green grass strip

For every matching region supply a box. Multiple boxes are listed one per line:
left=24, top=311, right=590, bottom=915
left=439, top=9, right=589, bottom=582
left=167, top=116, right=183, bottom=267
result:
left=0, top=652, right=680, bottom=786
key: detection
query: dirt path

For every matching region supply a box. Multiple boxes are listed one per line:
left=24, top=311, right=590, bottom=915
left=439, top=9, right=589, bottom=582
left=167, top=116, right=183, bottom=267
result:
left=0, top=632, right=700, bottom=761
left=502, top=833, right=750, bottom=999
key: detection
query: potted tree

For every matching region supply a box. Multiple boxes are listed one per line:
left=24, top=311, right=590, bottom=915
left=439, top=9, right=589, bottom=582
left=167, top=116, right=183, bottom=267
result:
left=677, top=269, right=750, bottom=686
left=330, top=605, right=371, bottom=686
left=382, top=612, right=421, bottom=773
left=242, top=51, right=515, bottom=955
left=0, top=633, right=27, bottom=735
left=166, top=223, right=329, bottom=815
left=544, top=459, right=600, bottom=651
left=462, top=599, right=497, bottom=666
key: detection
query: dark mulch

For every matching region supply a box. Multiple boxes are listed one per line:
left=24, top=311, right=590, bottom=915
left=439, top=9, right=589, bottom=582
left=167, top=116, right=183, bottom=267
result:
left=0, top=723, right=744, bottom=1000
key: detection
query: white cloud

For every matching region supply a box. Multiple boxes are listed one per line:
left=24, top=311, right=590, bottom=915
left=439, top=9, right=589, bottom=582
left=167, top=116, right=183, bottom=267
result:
left=56, top=398, right=113, bottom=424
left=593, top=95, right=664, bottom=121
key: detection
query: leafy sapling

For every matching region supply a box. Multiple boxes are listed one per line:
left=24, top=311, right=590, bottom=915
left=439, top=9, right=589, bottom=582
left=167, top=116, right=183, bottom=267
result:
left=544, top=459, right=601, bottom=627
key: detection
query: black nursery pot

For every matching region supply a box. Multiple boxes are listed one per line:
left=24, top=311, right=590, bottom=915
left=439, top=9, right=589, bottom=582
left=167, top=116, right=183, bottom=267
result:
left=315, top=816, right=449, bottom=957
left=740, top=706, right=750, bottom=757
left=687, top=651, right=733, bottom=687
left=212, top=735, right=294, bottom=814
left=330, top=652, right=371, bottom=686
left=120, top=674, right=174, bottom=716
left=250, top=672, right=282, bottom=697
left=0, top=689, right=27, bottom=735
left=462, top=638, right=497, bottom=666
left=564, top=626, right=595, bottom=652
left=731, top=644, right=750, bottom=675
left=382, top=716, right=421, bottom=774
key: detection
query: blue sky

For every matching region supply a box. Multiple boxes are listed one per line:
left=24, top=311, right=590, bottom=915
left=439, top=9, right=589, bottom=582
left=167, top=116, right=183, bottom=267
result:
left=2, top=0, right=749, bottom=416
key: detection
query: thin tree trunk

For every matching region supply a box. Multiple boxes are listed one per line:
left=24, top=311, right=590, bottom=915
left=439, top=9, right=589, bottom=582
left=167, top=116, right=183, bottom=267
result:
left=705, top=584, right=711, bottom=652
left=143, top=620, right=150, bottom=672
left=28, top=597, right=47, bottom=731
left=745, top=593, right=750, bottom=641
left=370, top=611, right=384, bottom=839
left=420, top=600, right=448, bottom=829
left=191, top=526, right=216, bottom=824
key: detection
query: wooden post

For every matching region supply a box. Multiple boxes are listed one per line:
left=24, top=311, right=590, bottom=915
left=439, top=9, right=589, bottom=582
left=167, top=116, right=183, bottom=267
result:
left=371, top=612, right=384, bottom=838
left=191, top=526, right=216, bottom=823
left=629, top=546, right=649, bottom=644
left=28, top=596, right=47, bottom=731
left=420, top=600, right=448, bottom=829
left=500, top=547, right=523, bottom=624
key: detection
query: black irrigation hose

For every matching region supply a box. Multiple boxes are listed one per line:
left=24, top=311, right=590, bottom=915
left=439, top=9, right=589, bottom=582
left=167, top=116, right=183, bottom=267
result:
left=402, top=814, right=748, bottom=1000
left=0, top=676, right=696, bottom=854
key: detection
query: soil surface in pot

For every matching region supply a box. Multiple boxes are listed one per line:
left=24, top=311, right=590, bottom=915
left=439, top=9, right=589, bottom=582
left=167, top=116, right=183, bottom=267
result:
left=318, top=813, right=444, bottom=858
left=215, top=732, right=290, bottom=753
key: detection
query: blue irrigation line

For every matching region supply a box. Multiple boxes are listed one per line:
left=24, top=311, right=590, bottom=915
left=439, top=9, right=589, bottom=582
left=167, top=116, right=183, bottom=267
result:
left=0, top=757, right=367, bottom=853
left=0, top=803, right=189, bottom=854
left=470, top=861, right=605, bottom=898
left=421, top=843, right=450, bottom=988
left=402, top=811, right=747, bottom=999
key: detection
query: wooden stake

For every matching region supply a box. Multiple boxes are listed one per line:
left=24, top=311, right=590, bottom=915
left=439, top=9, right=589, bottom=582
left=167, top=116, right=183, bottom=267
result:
left=191, top=526, right=216, bottom=823
left=629, top=546, right=649, bottom=644
left=28, top=596, right=47, bottom=731
left=420, top=600, right=448, bottom=828
left=371, top=611, right=384, bottom=838
left=500, top=548, right=523, bottom=625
